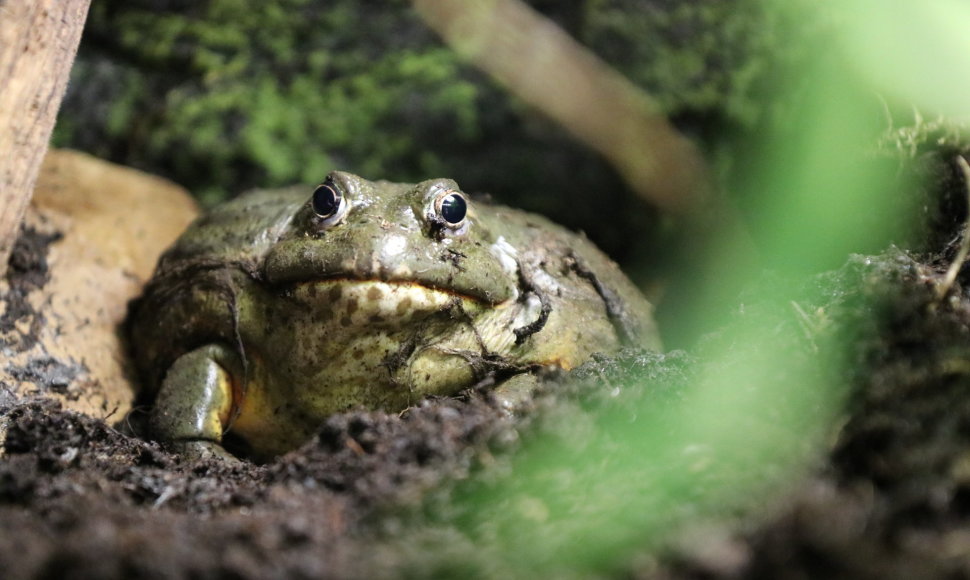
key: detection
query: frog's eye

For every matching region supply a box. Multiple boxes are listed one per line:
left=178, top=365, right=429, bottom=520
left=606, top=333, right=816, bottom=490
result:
left=312, top=183, right=343, bottom=218
left=434, top=191, right=468, bottom=227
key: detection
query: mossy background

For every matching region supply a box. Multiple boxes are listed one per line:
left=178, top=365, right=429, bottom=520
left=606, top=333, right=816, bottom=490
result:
left=54, top=0, right=822, bottom=271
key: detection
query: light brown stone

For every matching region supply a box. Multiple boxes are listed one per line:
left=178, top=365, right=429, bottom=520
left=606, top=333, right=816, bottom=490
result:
left=0, top=149, right=199, bottom=420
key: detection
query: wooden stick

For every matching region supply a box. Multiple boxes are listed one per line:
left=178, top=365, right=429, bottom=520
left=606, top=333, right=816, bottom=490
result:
left=0, top=0, right=91, bottom=276
left=411, top=0, right=712, bottom=212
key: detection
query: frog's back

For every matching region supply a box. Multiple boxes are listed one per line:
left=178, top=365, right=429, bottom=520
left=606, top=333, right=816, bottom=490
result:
left=155, top=186, right=307, bottom=275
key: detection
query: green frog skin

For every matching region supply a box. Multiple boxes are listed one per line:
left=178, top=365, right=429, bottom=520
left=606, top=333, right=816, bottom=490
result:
left=129, top=171, right=660, bottom=460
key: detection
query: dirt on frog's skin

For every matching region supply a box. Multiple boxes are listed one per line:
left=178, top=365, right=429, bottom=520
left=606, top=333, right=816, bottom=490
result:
left=5, top=165, right=970, bottom=577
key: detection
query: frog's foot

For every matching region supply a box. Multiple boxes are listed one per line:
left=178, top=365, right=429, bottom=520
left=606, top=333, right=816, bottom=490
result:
left=150, top=344, right=242, bottom=461
left=167, top=439, right=241, bottom=463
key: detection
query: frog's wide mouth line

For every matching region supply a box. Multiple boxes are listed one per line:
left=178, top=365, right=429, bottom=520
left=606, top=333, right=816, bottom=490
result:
left=291, top=278, right=516, bottom=310
left=261, top=238, right=517, bottom=305
left=293, top=277, right=509, bottom=306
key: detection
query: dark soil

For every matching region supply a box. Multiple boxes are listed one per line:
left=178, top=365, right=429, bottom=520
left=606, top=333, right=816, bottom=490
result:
left=0, top=226, right=62, bottom=351
left=4, top=153, right=970, bottom=578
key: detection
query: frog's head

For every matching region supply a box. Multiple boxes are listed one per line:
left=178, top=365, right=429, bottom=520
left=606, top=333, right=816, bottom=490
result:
left=262, top=171, right=517, bottom=304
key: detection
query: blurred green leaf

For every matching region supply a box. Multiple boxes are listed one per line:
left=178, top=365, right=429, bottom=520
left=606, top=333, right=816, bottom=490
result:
left=440, top=2, right=963, bottom=575
left=847, top=0, right=970, bottom=118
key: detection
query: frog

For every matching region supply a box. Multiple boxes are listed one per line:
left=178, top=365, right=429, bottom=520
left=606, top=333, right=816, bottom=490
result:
left=128, top=171, right=660, bottom=461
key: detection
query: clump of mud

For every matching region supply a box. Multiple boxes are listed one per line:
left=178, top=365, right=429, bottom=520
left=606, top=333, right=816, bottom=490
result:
left=0, top=348, right=699, bottom=578
left=0, top=396, right=514, bottom=578
left=0, top=227, right=62, bottom=351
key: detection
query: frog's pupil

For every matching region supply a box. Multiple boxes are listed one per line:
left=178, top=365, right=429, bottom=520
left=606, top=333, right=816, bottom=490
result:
left=440, top=193, right=467, bottom=225
left=312, top=184, right=341, bottom=218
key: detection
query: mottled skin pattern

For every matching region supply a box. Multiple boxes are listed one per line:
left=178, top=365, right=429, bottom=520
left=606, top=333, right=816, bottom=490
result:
left=129, top=172, right=659, bottom=460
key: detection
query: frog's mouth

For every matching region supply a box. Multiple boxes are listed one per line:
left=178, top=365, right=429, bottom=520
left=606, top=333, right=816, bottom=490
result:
left=293, top=279, right=491, bottom=323
left=261, top=237, right=518, bottom=305
left=291, top=277, right=556, bottom=351
left=296, top=276, right=509, bottom=306
left=289, top=279, right=556, bottom=366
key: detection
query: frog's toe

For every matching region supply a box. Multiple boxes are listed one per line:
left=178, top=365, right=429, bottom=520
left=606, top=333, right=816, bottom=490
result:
left=169, top=439, right=241, bottom=463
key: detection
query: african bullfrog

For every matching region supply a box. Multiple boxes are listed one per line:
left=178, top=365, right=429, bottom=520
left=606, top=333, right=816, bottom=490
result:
left=128, top=171, right=660, bottom=460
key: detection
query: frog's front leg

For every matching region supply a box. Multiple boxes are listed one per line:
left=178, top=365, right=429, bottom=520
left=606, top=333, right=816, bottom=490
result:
left=150, top=344, right=241, bottom=461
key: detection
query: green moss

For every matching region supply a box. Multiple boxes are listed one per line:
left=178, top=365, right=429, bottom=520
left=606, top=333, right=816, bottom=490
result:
left=60, top=1, right=484, bottom=198
left=582, top=0, right=828, bottom=129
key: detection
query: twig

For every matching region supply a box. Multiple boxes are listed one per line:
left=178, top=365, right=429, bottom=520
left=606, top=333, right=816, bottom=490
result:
left=937, top=155, right=970, bottom=299
left=411, top=0, right=711, bottom=213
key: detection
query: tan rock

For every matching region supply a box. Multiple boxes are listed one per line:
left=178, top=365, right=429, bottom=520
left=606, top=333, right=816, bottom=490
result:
left=0, top=149, right=199, bottom=421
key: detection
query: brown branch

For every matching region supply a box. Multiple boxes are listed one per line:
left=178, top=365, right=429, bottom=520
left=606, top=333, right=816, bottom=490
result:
left=411, top=0, right=712, bottom=212
left=0, top=0, right=91, bottom=276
